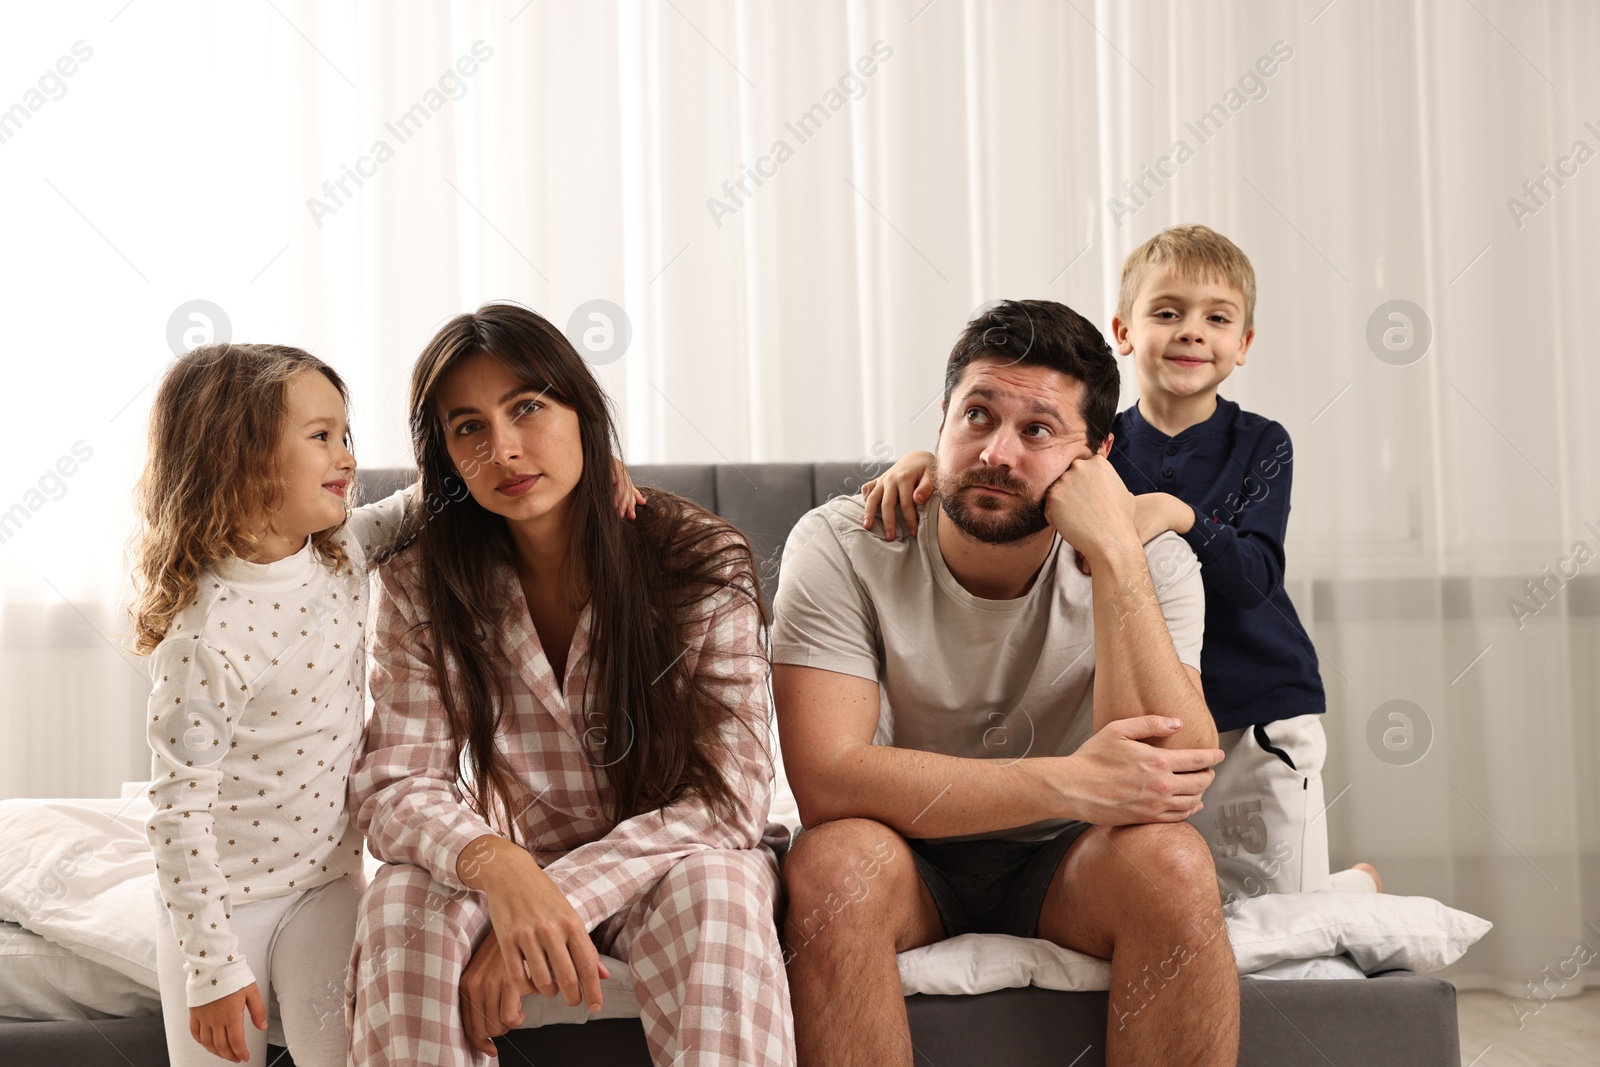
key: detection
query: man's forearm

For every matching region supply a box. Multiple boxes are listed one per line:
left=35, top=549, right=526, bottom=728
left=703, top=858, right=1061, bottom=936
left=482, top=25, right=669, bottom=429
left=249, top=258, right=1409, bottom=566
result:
left=799, top=742, right=1071, bottom=838
left=1088, top=544, right=1217, bottom=749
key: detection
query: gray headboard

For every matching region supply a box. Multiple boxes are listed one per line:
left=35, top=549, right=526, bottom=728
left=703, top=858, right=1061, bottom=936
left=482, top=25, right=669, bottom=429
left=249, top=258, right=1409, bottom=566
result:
left=357, top=462, right=890, bottom=608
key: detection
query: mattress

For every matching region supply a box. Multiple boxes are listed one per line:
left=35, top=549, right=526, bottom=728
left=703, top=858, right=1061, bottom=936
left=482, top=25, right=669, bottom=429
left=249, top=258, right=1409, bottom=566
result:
left=0, top=923, right=159, bottom=1022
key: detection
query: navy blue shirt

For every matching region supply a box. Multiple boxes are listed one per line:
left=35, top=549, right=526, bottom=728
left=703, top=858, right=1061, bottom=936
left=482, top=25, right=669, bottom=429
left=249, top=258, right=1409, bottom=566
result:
left=1108, top=398, right=1324, bottom=732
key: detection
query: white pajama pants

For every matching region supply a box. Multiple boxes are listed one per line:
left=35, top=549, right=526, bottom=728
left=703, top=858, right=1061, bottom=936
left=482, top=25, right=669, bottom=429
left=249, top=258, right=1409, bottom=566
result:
left=1187, top=714, right=1375, bottom=904
left=154, top=874, right=362, bottom=1067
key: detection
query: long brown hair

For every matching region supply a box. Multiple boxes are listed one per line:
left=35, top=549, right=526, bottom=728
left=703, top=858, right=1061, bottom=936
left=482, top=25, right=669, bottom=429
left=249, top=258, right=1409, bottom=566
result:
left=406, top=302, right=765, bottom=832
left=130, top=344, right=354, bottom=655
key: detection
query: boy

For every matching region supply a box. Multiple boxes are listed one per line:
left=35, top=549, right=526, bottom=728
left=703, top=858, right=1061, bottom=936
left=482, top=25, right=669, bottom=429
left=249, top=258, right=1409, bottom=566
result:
left=864, top=224, right=1378, bottom=901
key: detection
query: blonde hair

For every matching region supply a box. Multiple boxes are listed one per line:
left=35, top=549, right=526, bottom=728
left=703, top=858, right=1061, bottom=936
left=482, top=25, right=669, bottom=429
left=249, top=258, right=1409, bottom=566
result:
left=1117, top=223, right=1257, bottom=332
left=129, top=344, right=354, bottom=655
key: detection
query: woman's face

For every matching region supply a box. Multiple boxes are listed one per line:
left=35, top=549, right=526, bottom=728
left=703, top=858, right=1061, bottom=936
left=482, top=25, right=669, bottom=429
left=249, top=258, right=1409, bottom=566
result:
left=435, top=351, right=584, bottom=532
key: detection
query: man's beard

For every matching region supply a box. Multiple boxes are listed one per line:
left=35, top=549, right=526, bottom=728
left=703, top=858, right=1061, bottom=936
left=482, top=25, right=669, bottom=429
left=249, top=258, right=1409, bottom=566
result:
left=935, top=462, right=1050, bottom=545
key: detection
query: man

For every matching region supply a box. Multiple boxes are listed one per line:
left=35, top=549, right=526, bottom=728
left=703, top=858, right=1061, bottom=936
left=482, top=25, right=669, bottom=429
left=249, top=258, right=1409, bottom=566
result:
left=771, top=299, right=1238, bottom=1066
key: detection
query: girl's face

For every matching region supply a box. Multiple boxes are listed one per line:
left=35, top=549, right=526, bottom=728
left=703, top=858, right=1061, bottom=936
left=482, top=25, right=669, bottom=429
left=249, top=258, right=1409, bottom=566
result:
left=255, top=369, right=355, bottom=557
left=435, top=352, right=583, bottom=533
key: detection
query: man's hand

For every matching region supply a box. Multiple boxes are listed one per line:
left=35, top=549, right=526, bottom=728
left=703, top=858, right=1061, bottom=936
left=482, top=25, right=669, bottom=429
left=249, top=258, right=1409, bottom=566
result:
left=1132, top=492, right=1196, bottom=543
left=189, top=982, right=267, bottom=1063
left=1031, top=716, right=1223, bottom=825
left=1044, top=454, right=1139, bottom=561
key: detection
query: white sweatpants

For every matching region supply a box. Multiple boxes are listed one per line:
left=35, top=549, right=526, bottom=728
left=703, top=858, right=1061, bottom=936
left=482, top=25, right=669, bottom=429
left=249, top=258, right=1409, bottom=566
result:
left=1187, top=714, right=1375, bottom=904
left=154, top=874, right=362, bottom=1067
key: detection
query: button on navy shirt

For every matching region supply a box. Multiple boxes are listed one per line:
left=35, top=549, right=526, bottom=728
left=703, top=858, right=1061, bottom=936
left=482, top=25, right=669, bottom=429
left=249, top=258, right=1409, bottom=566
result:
left=1109, top=398, right=1324, bottom=732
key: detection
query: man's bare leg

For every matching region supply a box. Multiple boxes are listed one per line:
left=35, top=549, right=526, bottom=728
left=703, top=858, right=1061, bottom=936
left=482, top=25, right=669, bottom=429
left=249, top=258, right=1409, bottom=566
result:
left=781, top=818, right=943, bottom=1067
left=1039, top=822, right=1239, bottom=1067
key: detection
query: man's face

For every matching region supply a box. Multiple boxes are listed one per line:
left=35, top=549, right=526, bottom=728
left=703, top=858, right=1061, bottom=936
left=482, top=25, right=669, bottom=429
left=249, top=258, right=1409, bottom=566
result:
left=934, top=357, right=1106, bottom=544
left=1112, top=267, right=1254, bottom=401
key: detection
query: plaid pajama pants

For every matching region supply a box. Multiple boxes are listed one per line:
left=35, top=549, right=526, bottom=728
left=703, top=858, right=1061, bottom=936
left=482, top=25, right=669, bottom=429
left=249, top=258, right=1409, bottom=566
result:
left=347, top=847, right=794, bottom=1066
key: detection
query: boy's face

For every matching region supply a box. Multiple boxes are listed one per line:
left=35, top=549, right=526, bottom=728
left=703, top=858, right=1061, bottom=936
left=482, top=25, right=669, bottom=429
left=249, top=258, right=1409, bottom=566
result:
left=1112, top=267, right=1255, bottom=402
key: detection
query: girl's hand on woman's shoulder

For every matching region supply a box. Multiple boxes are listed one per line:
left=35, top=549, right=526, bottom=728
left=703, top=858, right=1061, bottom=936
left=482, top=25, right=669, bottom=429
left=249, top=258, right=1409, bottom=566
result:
left=611, top=457, right=647, bottom=519
left=457, top=834, right=610, bottom=1055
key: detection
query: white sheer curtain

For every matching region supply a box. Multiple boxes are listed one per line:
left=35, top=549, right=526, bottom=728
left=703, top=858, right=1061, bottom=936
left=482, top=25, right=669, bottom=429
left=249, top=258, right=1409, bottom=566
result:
left=1, top=0, right=1594, bottom=992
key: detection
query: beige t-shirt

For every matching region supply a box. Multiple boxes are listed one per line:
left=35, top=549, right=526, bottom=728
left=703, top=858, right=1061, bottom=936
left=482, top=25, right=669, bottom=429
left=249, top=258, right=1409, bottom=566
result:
left=769, top=494, right=1205, bottom=841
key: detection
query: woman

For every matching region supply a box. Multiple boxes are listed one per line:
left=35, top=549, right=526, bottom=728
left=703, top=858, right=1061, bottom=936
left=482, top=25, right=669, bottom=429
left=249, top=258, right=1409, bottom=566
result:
left=346, top=303, right=793, bottom=1066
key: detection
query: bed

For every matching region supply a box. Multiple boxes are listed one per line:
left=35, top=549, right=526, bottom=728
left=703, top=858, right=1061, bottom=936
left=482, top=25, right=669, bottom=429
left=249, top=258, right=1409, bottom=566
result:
left=0, top=849, right=1480, bottom=1067
left=0, top=464, right=1479, bottom=1066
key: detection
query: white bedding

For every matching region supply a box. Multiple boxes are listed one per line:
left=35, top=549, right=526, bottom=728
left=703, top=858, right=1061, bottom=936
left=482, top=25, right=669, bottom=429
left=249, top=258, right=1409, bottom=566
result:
left=892, top=890, right=1488, bottom=998
left=0, top=792, right=1491, bottom=1026
left=0, top=796, right=161, bottom=989
left=0, top=922, right=160, bottom=1022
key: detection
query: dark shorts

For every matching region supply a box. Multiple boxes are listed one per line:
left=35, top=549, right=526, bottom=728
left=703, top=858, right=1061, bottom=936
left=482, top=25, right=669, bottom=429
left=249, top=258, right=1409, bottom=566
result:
left=908, top=822, right=1093, bottom=939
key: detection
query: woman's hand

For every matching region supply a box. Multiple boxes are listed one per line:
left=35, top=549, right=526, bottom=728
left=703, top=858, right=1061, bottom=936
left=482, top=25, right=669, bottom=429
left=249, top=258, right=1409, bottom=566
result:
left=611, top=457, right=647, bottom=519
left=457, top=836, right=610, bottom=1058
left=460, top=928, right=529, bottom=1057
left=189, top=982, right=267, bottom=1063
left=860, top=450, right=935, bottom=540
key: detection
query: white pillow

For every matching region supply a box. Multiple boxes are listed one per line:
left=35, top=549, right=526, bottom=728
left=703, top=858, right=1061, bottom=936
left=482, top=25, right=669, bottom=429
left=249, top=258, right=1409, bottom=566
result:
left=0, top=922, right=161, bottom=1021
left=899, top=933, right=1108, bottom=995
left=513, top=954, right=639, bottom=1026
left=1226, top=891, right=1491, bottom=975
left=1243, top=954, right=1367, bottom=981
left=0, top=796, right=160, bottom=989
left=896, top=892, right=1489, bottom=996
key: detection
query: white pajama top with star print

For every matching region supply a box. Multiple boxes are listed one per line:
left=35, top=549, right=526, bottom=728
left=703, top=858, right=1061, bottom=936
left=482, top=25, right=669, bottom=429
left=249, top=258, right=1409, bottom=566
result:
left=145, top=488, right=415, bottom=1006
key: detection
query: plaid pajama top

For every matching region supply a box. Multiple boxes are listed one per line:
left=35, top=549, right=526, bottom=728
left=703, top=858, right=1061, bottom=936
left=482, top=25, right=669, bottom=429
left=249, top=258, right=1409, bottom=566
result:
left=349, top=541, right=777, bottom=931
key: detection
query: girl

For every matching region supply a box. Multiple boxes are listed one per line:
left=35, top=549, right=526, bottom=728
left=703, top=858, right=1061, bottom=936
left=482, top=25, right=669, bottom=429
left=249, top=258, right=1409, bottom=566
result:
left=132, top=343, right=416, bottom=1066
left=347, top=303, right=794, bottom=1066
left=131, top=341, right=647, bottom=1064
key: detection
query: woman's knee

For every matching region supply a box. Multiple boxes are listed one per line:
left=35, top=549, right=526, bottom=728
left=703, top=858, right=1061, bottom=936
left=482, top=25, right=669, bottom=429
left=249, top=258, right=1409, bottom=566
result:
left=358, top=864, right=434, bottom=925
left=640, top=850, right=787, bottom=991
left=355, top=863, right=481, bottom=965
left=656, top=847, right=779, bottom=909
